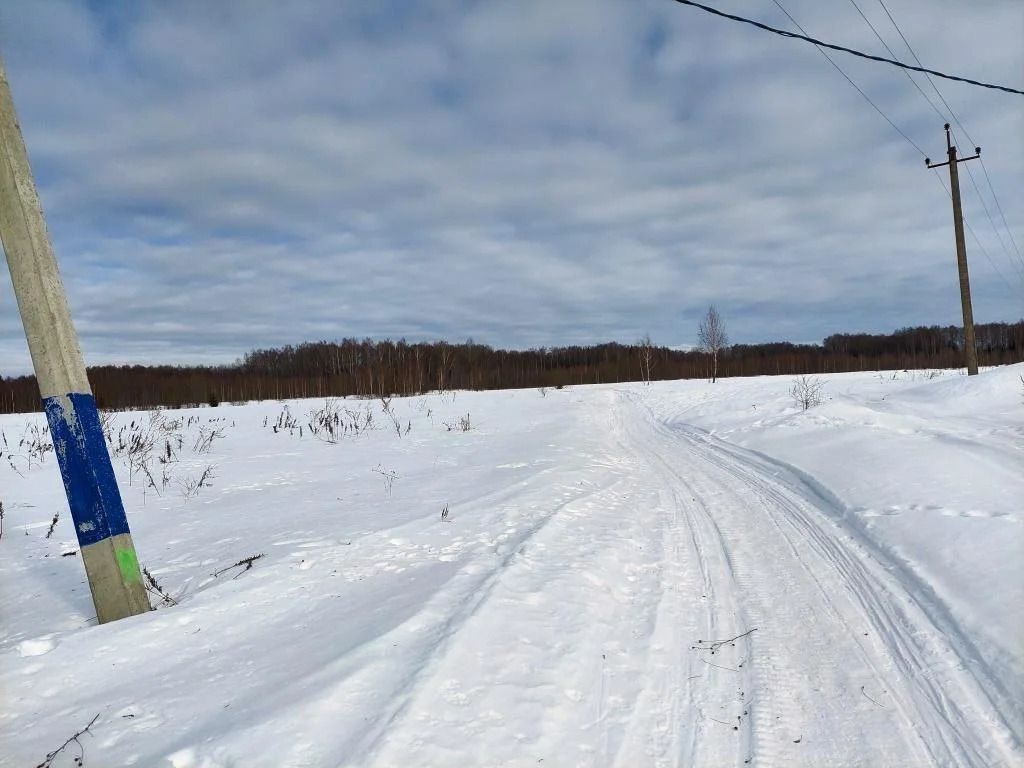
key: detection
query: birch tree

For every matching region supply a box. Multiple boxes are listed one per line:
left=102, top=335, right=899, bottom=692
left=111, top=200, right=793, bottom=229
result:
left=639, top=334, right=654, bottom=385
left=698, top=304, right=728, bottom=383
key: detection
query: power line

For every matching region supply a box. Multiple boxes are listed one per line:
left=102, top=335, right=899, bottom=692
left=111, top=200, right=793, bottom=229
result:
left=872, top=0, right=1024, bottom=278
left=932, top=169, right=1023, bottom=298
left=933, top=169, right=1022, bottom=299
left=963, top=159, right=1024, bottom=281
left=766, top=0, right=925, bottom=157
left=667, top=0, right=1024, bottom=95
left=846, top=0, right=945, bottom=122
left=874, top=0, right=1023, bottom=262
left=874, top=0, right=1020, bottom=217
left=680, top=0, right=1024, bottom=307
left=874, top=0, right=977, bottom=145
left=766, top=0, right=1023, bottom=297
left=956, top=135, right=1024, bottom=284
left=980, top=157, right=1023, bottom=259
left=765, top=3, right=1021, bottom=307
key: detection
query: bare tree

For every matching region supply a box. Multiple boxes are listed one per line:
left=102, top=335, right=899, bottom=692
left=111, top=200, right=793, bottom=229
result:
left=697, top=305, right=729, bottom=383
left=639, top=334, right=654, bottom=385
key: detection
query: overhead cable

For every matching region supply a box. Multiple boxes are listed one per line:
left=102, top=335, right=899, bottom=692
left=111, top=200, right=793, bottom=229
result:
left=667, top=0, right=1024, bottom=95
left=767, top=0, right=926, bottom=157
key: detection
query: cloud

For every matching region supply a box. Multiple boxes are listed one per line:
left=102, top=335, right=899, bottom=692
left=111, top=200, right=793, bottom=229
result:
left=0, top=0, right=1021, bottom=374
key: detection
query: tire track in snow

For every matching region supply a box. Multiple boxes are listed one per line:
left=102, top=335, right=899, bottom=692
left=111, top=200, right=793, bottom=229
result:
left=607, top=395, right=754, bottom=768
left=364, top=395, right=674, bottom=768
left=632, top=391, right=872, bottom=766
left=680, top=423, right=1022, bottom=764
left=171, top=461, right=623, bottom=768
left=345, top=500, right=571, bottom=762
left=625, top=391, right=1018, bottom=767
left=333, top=475, right=623, bottom=767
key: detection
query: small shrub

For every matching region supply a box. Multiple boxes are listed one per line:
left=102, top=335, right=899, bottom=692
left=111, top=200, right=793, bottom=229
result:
left=179, top=465, right=216, bottom=499
left=301, top=400, right=376, bottom=443
left=193, top=425, right=225, bottom=454
left=4, top=423, right=54, bottom=472
left=372, top=464, right=399, bottom=496
left=443, top=413, right=472, bottom=432
left=380, top=397, right=404, bottom=437
left=790, top=375, right=824, bottom=411
left=143, top=566, right=177, bottom=606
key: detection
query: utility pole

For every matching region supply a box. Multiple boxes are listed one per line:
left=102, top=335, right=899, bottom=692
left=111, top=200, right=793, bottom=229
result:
left=926, top=123, right=981, bottom=376
left=0, top=60, right=150, bottom=622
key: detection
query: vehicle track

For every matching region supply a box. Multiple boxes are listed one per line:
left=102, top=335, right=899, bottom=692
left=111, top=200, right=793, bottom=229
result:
left=608, top=398, right=754, bottom=768
left=362, top=398, right=672, bottom=768
left=625, top=390, right=1019, bottom=767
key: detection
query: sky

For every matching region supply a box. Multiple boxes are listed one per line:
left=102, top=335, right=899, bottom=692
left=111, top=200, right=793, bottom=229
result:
left=0, top=0, right=1021, bottom=373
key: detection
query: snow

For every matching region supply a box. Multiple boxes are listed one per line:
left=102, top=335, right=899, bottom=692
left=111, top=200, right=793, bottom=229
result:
left=1, top=365, right=1021, bottom=767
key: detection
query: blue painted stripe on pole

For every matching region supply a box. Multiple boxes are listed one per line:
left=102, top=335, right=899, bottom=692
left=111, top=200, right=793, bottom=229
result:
left=43, top=392, right=130, bottom=548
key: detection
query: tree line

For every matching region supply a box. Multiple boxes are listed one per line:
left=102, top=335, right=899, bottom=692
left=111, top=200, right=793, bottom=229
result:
left=1, top=320, right=1021, bottom=414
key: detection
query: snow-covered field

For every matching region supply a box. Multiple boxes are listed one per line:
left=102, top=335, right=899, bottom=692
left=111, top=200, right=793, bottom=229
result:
left=2, top=365, right=1022, bottom=767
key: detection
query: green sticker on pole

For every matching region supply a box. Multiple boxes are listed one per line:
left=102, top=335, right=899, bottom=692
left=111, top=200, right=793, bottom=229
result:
left=116, top=547, right=142, bottom=584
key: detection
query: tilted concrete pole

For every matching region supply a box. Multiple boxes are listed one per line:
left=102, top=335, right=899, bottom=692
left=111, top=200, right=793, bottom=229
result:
left=0, top=59, right=150, bottom=623
left=946, top=144, right=979, bottom=376
left=926, top=124, right=981, bottom=376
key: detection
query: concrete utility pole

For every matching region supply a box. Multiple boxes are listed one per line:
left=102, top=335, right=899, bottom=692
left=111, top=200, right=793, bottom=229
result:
left=927, top=123, right=981, bottom=376
left=0, top=59, right=150, bottom=622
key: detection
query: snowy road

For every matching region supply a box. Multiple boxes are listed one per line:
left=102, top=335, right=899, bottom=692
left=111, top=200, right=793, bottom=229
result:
left=363, top=390, right=1018, bottom=768
left=617, top=392, right=1018, bottom=767
left=2, top=370, right=1021, bottom=767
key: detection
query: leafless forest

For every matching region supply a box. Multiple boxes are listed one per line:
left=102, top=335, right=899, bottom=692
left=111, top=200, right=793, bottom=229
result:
left=2, top=321, right=1021, bottom=414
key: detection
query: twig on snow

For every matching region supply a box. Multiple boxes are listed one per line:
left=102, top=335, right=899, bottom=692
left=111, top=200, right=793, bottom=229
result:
left=702, top=658, right=740, bottom=672
left=35, top=712, right=99, bottom=767
left=692, top=627, right=757, bottom=654
left=211, top=553, right=265, bottom=579
left=860, top=685, right=886, bottom=708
